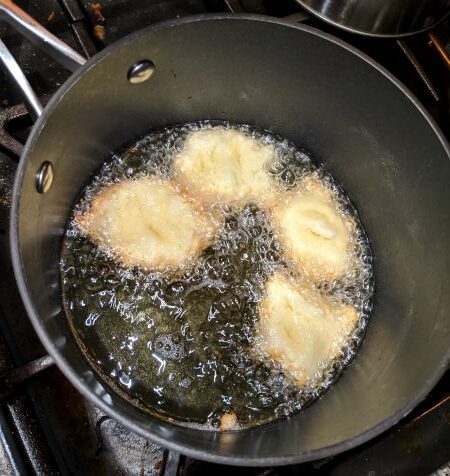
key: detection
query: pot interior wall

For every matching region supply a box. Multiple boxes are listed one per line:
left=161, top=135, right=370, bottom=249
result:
left=13, top=17, right=450, bottom=463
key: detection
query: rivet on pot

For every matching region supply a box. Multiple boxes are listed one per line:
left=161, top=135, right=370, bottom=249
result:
left=36, top=161, right=54, bottom=194
left=127, top=60, right=155, bottom=84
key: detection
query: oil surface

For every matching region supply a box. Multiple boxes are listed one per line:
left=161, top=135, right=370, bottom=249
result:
left=61, top=122, right=374, bottom=429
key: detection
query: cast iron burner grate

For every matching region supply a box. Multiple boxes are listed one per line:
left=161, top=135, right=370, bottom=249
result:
left=0, top=0, right=449, bottom=474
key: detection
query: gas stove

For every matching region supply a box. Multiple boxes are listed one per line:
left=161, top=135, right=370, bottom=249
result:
left=0, top=1, right=449, bottom=474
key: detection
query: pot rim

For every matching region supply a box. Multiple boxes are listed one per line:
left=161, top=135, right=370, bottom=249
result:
left=294, top=0, right=450, bottom=38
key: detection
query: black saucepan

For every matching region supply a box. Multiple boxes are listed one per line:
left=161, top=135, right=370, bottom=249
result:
left=1, top=0, right=449, bottom=466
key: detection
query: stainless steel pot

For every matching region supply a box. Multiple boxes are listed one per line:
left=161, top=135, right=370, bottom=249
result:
left=295, top=0, right=450, bottom=37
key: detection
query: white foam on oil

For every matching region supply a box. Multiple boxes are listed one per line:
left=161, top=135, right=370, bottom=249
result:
left=60, top=122, right=374, bottom=429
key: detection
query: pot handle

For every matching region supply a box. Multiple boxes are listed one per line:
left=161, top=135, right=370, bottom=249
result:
left=0, top=0, right=86, bottom=120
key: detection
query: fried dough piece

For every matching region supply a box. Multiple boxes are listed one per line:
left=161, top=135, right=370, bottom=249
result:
left=173, top=128, right=277, bottom=207
left=271, top=176, right=355, bottom=281
left=75, top=178, right=217, bottom=270
left=219, top=412, right=238, bottom=431
left=257, top=272, right=358, bottom=386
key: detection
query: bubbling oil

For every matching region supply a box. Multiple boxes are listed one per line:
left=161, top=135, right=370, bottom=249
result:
left=61, top=122, right=374, bottom=429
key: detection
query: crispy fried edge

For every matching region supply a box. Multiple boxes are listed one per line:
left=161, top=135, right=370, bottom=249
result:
left=269, top=177, right=356, bottom=281
left=256, top=271, right=358, bottom=387
left=74, top=178, right=220, bottom=271
left=172, top=128, right=279, bottom=208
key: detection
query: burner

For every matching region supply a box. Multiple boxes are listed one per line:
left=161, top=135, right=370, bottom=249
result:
left=0, top=0, right=449, bottom=474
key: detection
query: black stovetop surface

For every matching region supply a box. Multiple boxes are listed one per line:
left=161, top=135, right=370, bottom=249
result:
left=0, top=1, right=449, bottom=474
